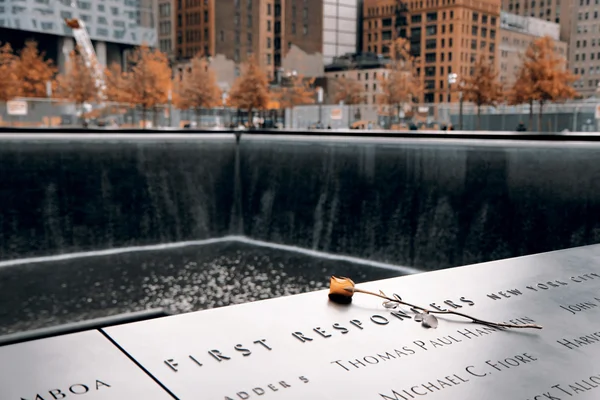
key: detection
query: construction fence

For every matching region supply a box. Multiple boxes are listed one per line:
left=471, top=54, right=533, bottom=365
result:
left=289, top=101, right=600, bottom=132
left=1, top=98, right=599, bottom=132
left=0, top=99, right=285, bottom=129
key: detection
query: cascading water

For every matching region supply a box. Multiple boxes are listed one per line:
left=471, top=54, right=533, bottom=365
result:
left=1, top=133, right=600, bottom=334
left=1, top=134, right=600, bottom=269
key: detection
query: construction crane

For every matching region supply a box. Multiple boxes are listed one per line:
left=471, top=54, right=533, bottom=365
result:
left=64, top=18, right=107, bottom=99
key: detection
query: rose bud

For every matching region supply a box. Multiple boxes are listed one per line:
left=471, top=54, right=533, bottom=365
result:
left=328, top=276, right=355, bottom=304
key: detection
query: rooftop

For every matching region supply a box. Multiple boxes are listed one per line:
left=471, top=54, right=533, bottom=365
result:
left=325, top=52, right=391, bottom=72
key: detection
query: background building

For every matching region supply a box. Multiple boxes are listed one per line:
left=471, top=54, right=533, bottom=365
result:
left=501, top=0, right=571, bottom=41
left=324, top=52, right=389, bottom=105
left=501, top=0, right=600, bottom=97
left=398, top=0, right=501, bottom=104
left=0, top=0, right=156, bottom=71
left=158, top=0, right=175, bottom=59
left=499, top=12, right=567, bottom=87
left=174, top=0, right=324, bottom=90
left=323, top=0, right=360, bottom=64
left=362, top=0, right=398, bottom=58
left=568, top=2, right=600, bottom=96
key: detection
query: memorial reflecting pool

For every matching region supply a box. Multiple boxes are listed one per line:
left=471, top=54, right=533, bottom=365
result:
left=1, top=133, right=600, bottom=335
left=0, top=239, right=407, bottom=335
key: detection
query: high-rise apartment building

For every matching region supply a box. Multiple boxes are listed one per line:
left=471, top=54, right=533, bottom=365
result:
left=173, top=0, right=324, bottom=82
left=364, top=0, right=500, bottom=104
left=499, top=12, right=567, bottom=87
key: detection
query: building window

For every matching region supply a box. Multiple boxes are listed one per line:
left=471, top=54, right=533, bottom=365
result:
left=426, top=12, right=437, bottom=22
left=425, top=25, right=437, bottom=36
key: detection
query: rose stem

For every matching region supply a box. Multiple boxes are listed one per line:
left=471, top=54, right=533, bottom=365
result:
left=347, top=287, right=543, bottom=330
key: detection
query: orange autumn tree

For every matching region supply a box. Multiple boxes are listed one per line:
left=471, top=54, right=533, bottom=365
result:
left=14, top=40, right=56, bottom=98
left=127, top=44, right=172, bottom=126
left=511, top=36, right=578, bottom=130
left=272, top=73, right=316, bottom=109
left=105, top=62, right=132, bottom=104
left=378, top=38, right=421, bottom=118
left=332, top=76, right=364, bottom=105
left=55, top=48, right=101, bottom=113
left=461, top=55, right=504, bottom=129
left=228, top=55, right=270, bottom=126
left=177, top=55, right=222, bottom=122
left=508, top=67, right=537, bottom=129
left=0, top=42, right=19, bottom=102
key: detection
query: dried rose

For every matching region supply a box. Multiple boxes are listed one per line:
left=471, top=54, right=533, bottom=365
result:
left=328, top=276, right=355, bottom=304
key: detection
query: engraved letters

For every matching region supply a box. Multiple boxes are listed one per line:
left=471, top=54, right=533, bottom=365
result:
left=21, top=380, right=110, bottom=400
left=163, top=339, right=272, bottom=373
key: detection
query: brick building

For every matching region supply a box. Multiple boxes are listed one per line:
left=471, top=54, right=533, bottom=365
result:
left=162, top=0, right=325, bottom=84
left=362, top=0, right=399, bottom=58
left=363, top=0, right=501, bottom=104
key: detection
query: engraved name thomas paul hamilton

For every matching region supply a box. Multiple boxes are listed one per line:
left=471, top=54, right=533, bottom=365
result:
left=20, top=380, right=110, bottom=400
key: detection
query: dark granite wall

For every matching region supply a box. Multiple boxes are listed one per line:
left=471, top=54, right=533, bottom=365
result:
left=239, top=138, right=600, bottom=270
left=0, top=137, right=236, bottom=260
left=1, top=135, right=600, bottom=270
